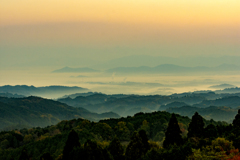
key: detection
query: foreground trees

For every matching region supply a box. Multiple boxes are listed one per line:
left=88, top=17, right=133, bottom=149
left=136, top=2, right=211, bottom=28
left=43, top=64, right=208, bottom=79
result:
left=163, top=113, right=183, bottom=148
left=1, top=110, right=239, bottom=160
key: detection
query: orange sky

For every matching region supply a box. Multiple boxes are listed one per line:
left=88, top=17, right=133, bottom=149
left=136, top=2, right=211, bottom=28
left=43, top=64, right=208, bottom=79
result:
left=1, top=0, right=240, bottom=26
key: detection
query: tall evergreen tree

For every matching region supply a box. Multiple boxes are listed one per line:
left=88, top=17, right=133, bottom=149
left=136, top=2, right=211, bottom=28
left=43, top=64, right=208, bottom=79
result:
left=62, top=130, right=80, bottom=160
left=83, top=140, right=105, bottom=160
left=19, top=149, right=29, bottom=160
left=40, top=153, right=53, bottom=160
left=187, top=112, right=204, bottom=138
left=125, top=131, right=144, bottom=160
left=108, top=137, right=124, bottom=160
left=233, top=109, right=240, bottom=128
left=163, top=113, right=183, bottom=148
left=138, top=129, right=150, bottom=154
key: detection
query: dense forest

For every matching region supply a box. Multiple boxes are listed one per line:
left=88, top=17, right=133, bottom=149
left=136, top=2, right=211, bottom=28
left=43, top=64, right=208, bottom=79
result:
left=1, top=110, right=240, bottom=160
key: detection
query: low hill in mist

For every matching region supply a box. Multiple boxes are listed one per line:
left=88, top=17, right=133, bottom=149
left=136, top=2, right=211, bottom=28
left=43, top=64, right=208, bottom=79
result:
left=167, top=106, right=238, bottom=122
left=209, top=83, right=237, bottom=89
left=52, top=66, right=99, bottom=73
left=92, top=55, right=240, bottom=69
left=0, top=96, right=119, bottom=131
left=0, top=85, right=89, bottom=99
left=59, top=91, right=240, bottom=122
left=105, top=64, right=240, bottom=75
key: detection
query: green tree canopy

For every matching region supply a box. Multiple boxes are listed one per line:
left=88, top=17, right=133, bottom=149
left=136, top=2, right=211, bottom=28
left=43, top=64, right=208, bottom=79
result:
left=163, top=113, right=183, bottom=148
left=108, top=137, right=124, bottom=160
left=187, top=112, right=204, bottom=138
left=62, top=130, right=80, bottom=160
left=125, top=131, right=144, bottom=160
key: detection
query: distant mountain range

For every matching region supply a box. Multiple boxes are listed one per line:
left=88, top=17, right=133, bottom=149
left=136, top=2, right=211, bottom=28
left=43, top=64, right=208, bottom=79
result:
left=58, top=91, right=240, bottom=122
left=91, top=55, right=240, bottom=69
left=0, top=85, right=89, bottom=99
left=105, top=64, right=240, bottom=74
left=167, top=106, right=238, bottom=122
left=0, top=96, right=120, bottom=131
left=52, top=67, right=99, bottom=73
left=209, top=84, right=237, bottom=89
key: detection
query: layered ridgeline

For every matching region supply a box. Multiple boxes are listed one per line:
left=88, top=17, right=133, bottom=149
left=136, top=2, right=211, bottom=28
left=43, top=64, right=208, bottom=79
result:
left=0, top=96, right=119, bottom=131
left=0, top=85, right=89, bottom=99
left=0, top=110, right=231, bottom=160
left=58, top=91, right=240, bottom=122
left=105, top=64, right=240, bottom=75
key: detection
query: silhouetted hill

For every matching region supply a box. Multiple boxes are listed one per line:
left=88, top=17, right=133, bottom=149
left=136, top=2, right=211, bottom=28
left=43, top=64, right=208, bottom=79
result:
left=52, top=66, right=99, bottom=73
left=0, top=85, right=89, bottom=98
left=193, top=96, right=240, bottom=108
left=0, top=96, right=120, bottom=131
left=105, top=64, right=240, bottom=75
left=167, top=106, right=238, bottom=122
left=0, top=92, right=25, bottom=98
left=209, top=84, right=236, bottom=89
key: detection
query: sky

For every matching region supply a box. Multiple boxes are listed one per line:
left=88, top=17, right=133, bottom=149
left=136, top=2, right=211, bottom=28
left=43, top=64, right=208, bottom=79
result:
left=0, top=0, right=240, bottom=92
left=1, top=0, right=240, bottom=69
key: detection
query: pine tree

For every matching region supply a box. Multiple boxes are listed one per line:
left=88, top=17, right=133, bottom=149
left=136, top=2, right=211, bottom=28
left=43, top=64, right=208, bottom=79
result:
left=163, top=113, right=183, bottom=148
left=19, top=149, right=29, bottom=160
left=125, top=131, right=144, bottom=160
left=84, top=140, right=105, bottom=160
left=187, top=112, right=204, bottom=138
left=62, top=130, right=80, bottom=160
left=138, top=129, right=150, bottom=154
left=108, top=137, right=124, bottom=160
left=233, top=109, right=240, bottom=128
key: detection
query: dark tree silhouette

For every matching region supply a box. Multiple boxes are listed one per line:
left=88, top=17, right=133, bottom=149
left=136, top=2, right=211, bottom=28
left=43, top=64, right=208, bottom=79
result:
left=233, top=109, right=240, bottom=128
left=138, top=129, right=150, bottom=154
left=84, top=140, right=106, bottom=160
left=204, top=124, right=217, bottom=139
left=19, top=149, right=29, bottom=160
left=187, top=112, right=204, bottom=138
left=63, top=130, right=80, bottom=160
left=108, top=137, right=124, bottom=160
left=40, top=153, right=53, bottom=160
left=125, top=131, right=144, bottom=160
left=163, top=113, right=183, bottom=148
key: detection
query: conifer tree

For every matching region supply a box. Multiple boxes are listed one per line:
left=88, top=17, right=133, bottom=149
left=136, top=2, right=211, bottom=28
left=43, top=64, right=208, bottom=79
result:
left=108, top=137, right=124, bottom=160
left=125, top=131, right=144, bottom=160
left=138, top=129, right=150, bottom=154
left=187, top=112, right=204, bottom=138
left=233, top=109, right=240, bottom=128
left=62, top=130, right=80, bottom=160
left=19, top=149, right=29, bottom=160
left=163, top=113, right=183, bottom=148
left=84, top=140, right=105, bottom=160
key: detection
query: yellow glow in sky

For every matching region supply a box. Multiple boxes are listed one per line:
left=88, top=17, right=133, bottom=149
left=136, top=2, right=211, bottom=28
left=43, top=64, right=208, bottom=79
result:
left=1, top=0, right=240, bottom=26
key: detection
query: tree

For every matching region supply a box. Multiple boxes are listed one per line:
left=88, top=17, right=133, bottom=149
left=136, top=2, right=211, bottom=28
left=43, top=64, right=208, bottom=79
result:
left=204, top=124, right=217, bottom=139
left=19, top=149, right=29, bottom=160
left=163, top=114, right=183, bottom=148
left=138, top=129, right=150, bottom=154
left=125, top=131, right=144, bottom=160
left=62, top=130, right=80, bottom=160
left=40, top=153, right=53, bottom=160
left=83, top=140, right=105, bottom=160
left=187, top=112, right=204, bottom=138
left=108, top=137, right=124, bottom=160
left=233, top=109, right=240, bottom=128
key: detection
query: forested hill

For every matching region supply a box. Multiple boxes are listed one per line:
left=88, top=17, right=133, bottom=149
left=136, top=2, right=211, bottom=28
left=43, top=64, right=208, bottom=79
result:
left=0, top=96, right=119, bottom=131
left=0, top=110, right=230, bottom=160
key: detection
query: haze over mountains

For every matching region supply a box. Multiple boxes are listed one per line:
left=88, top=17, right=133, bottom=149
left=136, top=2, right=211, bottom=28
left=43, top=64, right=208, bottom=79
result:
left=1, top=84, right=240, bottom=131
left=91, top=55, right=240, bottom=70
left=0, top=85, right=88, bottom=99
left=0, top=96, right=119, bottom=131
